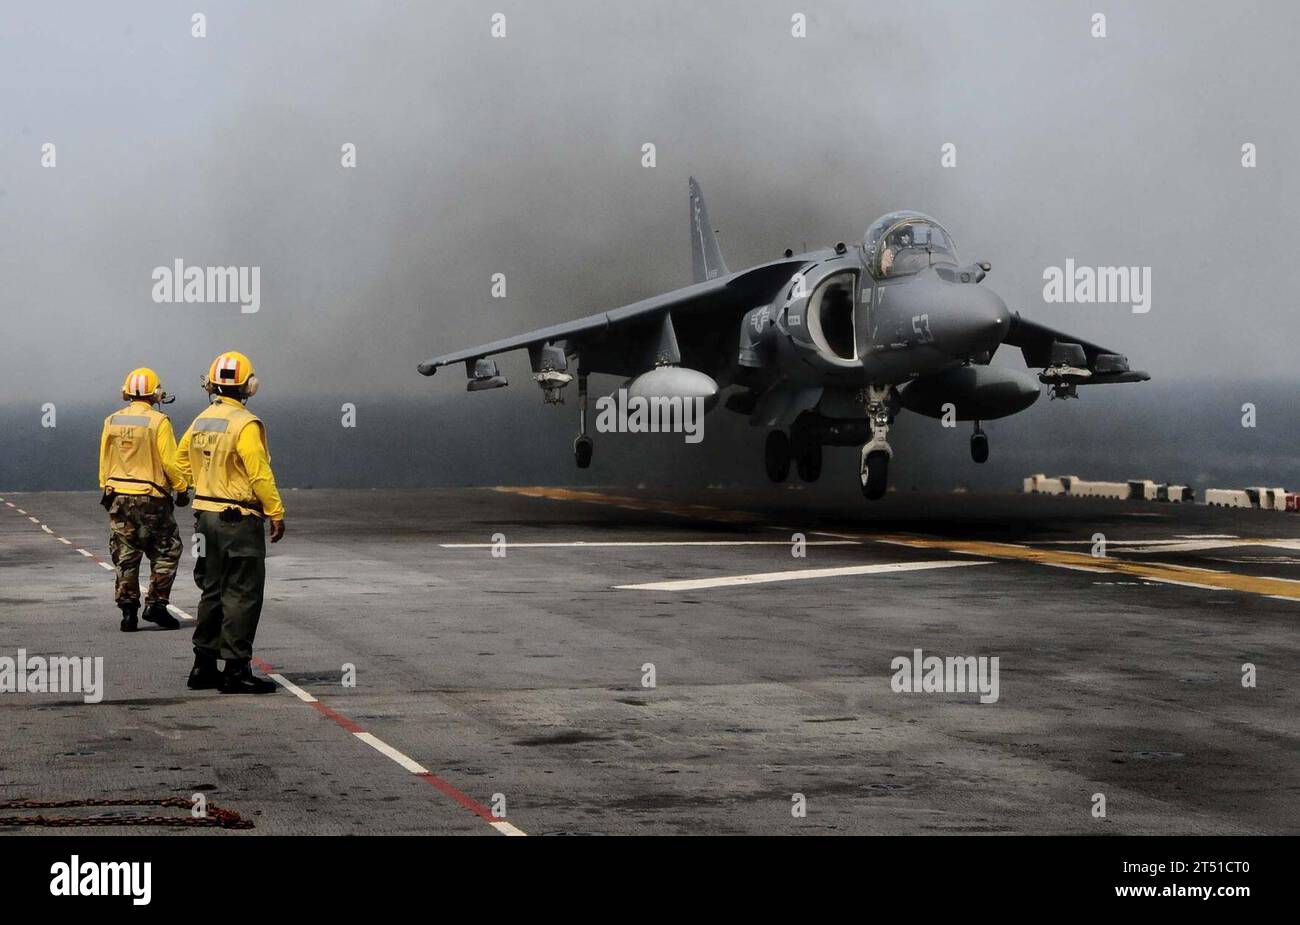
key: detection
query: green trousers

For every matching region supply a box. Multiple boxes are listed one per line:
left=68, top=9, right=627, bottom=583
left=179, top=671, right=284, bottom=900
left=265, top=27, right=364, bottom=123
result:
left=191, top=510, right=266, bottom=661
left=107, top=494, right=181, bottom=607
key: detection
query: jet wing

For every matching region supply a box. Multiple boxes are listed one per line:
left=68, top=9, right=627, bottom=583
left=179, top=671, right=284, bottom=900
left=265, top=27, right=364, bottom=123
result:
left=417, top=258, right=806, bottom=381
left=1002, top=313, right=1150, bottom=386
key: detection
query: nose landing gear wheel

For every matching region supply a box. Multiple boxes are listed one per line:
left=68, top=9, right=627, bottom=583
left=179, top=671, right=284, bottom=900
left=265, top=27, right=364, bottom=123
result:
left=970, top=427, right=988, bottom=464
left=574, top=435, right=593, bottom=469
left=861, top=450, right=889, bottom=499
left=796, top=443, right=822, bottom=483
left=764, top=430, right=791, bottom=483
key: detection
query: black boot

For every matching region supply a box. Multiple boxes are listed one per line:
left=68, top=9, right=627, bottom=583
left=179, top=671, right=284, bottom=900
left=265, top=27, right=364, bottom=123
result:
left=142, top=601, right=180, bottom=630
left=119, top=603, right=139, bottom=633
left=218, top=659, right=277, bottom=695
left=187, top=652, right=223, bottom=690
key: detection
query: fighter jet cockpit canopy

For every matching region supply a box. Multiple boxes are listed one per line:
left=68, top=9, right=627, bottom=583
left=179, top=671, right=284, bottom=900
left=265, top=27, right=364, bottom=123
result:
left=864, top=211, right=958, bottom=280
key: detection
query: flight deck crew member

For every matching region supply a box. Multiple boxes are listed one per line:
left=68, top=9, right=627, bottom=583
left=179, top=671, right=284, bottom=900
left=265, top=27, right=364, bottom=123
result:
left=99, top=368, right=187, bottom=633
left=176, top=351, right=285, bottom=694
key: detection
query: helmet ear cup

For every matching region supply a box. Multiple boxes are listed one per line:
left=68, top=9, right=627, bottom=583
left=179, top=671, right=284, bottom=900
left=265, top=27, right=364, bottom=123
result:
left=244, top=375, right=259, bottom=398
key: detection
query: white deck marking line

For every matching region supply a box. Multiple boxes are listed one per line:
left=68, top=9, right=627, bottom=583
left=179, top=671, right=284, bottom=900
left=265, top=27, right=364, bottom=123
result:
left=1140, top=577, right=1230, bottom=592
left=878, top=537, right=1034, bottom=552
left=40, top=525, right=53, bottom=534
left=77, top=548, right=94, bottom=557
left=270, top=673, right=318, bottom=703
left=16, top=508, right=26, bottom=514
left=617, top=559, right=992, bottom=591
left=440, top=540, right=859, bottom=548
left=1268, top=595, right=1298, bottom=603
left=166, top=603, right=196, bottom=623
left=1043, top=562, right=1111, bottom=574
left=28, top=516, right=40, bottom=524
left=57, top=537, right=72, bottom=545
left=354, top=731, right=430, bottom=774
left=97, top=561, right=114, bottom=571
left=490, top=820, right=528, bottom=836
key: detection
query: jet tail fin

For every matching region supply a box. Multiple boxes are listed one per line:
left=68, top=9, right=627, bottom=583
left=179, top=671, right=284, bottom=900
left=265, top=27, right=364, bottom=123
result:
left=688, top=177, right=728, bottom=283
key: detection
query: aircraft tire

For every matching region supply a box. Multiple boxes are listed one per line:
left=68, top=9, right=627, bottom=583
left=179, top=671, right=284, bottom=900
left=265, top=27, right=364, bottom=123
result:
left=861, top=451, right=889, bottom=500
left=970, top=432, right=989, bottom=464
left=764, top=431, right=791, bottom=483
left=796, top=443, right=822, bottom=483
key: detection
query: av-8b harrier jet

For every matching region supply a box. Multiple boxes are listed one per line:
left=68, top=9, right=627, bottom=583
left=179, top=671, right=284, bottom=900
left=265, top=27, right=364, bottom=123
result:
left=418, top=179, right=1148, bottom=499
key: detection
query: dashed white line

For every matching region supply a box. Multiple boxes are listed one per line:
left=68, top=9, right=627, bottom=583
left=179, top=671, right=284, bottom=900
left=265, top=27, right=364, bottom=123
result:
left=166, top=603, right=196, bottom=623
left=617, top=559, right=993, bottom=591
left=97, top=561, right=114, bottom=571
left=57, top=537, right=72, bottom=545
left=354, top=732, right=430, bottom=774
left=40, top=525, right=53, bottom=534
left=270, top=673, right=318, bottom=703
left=490, top=820, right=527, bottom=836
left=77, top=548, right=94, bottom=558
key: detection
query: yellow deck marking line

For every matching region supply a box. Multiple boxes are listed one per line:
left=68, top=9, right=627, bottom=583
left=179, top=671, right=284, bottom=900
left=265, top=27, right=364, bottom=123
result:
left=494, top=486, right=759, bottom=523
left=878, top=535, right=1300, bottom=601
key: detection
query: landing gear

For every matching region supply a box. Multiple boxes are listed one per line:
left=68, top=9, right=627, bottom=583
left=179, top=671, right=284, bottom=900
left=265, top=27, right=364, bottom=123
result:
left=795, top=442, right=822, bottom=483
left=970, top=421, right=988, bottom=464
left=862, top=451, right=889, bottom=500
left=859, top=384, right=895, bottom=500
left=764, top=430, right=791, bottom=483
left=573, top=372, right=593, bottom=468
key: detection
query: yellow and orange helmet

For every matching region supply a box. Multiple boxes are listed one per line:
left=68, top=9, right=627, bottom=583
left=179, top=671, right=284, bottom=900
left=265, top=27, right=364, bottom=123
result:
left=122, top=367, right=163, bottom=402
left=204, top=351, right=259, bottom=397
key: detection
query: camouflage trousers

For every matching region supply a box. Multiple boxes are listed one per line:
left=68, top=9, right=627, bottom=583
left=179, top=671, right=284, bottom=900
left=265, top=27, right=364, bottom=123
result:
left=107, top=494, right=181, bottom=607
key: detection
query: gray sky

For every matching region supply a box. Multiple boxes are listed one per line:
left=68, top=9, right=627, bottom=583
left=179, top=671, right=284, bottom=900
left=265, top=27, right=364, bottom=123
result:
left=2, top=0, right=1296, bottom=407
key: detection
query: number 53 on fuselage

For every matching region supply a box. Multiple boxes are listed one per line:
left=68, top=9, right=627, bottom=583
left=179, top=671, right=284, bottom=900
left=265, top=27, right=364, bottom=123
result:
left=418, top=178, right=1148, bottom=499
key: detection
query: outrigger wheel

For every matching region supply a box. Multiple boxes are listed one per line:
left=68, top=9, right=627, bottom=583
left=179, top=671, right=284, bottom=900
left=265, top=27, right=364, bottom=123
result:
left=970, top=422, right=989, bottom=464
left=764, top=430, right=791, bottom=483
left=574, top=435, right=593, bottom=469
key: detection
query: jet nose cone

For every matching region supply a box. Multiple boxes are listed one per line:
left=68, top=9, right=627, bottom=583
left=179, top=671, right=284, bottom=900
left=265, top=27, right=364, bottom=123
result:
left=937, top=287, right=1010, bottom=358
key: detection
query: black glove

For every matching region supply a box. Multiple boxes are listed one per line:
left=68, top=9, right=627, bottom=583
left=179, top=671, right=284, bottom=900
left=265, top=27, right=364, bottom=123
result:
left=174, top=489, right=190, bottom=508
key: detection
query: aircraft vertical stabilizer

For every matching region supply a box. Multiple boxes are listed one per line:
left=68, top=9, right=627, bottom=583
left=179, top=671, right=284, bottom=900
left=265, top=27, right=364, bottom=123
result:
left=688, top=177, right=728, bottom=283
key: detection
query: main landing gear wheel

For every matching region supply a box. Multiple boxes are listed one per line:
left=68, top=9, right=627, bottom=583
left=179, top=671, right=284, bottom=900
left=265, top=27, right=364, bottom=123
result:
left=764, top=430, right=791, bottom=483
left=796, top=443, right=822, bottom=483
left=970, top=424, right=988, bottom=464
left=574, top=435, right=593, bottom=469
left=861, top=450, right=889, bottom=499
